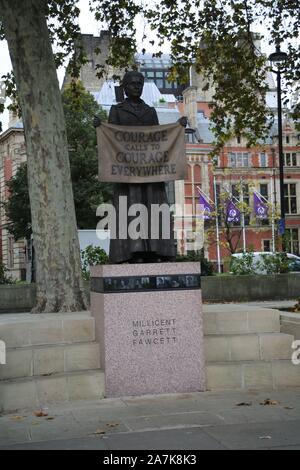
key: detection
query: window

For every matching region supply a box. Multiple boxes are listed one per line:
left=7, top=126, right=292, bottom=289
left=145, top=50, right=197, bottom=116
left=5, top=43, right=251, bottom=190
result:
left=237, top=136, right=241, bottom=144
left=184, top=164, right=202, bottom=215
left=165, top=181, right=175, bottom=205
left=260, top=184, right=268, bottom=199
left=185, top=131, right=197, bottom=143
left=145, top=71, right=154, bottom=78
left=284, top=153, right=297, bottom=167
left=284, top=183, right=297, bottom=214
left=286, top=228, right=299, bottom=255
left=141, top=69, right=177, bottom=92
left=259, top=152, right=267, bottom=167
left=263, top=240, right=271, bottom=252
left=229, top=152, right=249, bottom=167
left=213, top=156, right=220, bottom=167
left=286, top=135, right=290, bottom=144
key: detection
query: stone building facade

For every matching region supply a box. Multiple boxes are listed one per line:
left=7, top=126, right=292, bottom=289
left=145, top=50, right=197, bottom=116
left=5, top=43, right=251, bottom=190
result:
left=63, top=31, right=116, bottom=93
left=180, top=82, right=300, bottom=269
left=0, top=122, right=27, bottom=280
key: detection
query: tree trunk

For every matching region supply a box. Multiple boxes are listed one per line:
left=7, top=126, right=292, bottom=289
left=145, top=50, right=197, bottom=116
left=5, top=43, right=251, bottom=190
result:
left=0, top=0, right=88, bottom=312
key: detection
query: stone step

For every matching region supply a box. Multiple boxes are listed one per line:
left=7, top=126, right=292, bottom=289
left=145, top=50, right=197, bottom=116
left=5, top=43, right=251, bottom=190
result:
left=0, top=369, right=105, bottom=413
left=206, top=360, right=300, bottom=391
left=0, top=342, right=101, bottom=381
left=203, top=305, right=280, bottom=335
left=0, top=312, right=95, bottom=347
left=204, top=333, right=294, bottom=362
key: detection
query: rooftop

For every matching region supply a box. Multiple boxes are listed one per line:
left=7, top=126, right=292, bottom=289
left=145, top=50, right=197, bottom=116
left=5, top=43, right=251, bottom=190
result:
left=135, top=52, right=172, bottom=69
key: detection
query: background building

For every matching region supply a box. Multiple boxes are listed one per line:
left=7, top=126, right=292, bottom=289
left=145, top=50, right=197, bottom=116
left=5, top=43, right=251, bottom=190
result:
left=181, top=79, right=300, bottom=270
left=0, top=118, right=27, bottom=280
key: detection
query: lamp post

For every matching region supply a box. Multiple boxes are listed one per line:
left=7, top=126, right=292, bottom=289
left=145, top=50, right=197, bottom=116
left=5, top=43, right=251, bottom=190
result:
left=269, top=45, right=288, bottom=250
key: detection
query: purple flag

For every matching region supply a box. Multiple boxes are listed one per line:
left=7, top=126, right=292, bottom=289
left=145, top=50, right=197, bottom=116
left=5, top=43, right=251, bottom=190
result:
left=199, top=193, right=213, bottom=220
left=226, top=200, right=241, bottom=223
left=254, top=192, right=268, bottom=219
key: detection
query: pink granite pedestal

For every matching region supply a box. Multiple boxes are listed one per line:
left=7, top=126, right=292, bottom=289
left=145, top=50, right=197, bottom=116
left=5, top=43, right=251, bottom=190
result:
left=90, top=262, right=205, bottom=397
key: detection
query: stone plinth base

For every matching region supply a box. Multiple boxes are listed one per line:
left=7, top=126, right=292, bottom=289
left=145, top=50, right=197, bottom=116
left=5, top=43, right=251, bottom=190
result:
left=90, top=263, right=205, bottom=397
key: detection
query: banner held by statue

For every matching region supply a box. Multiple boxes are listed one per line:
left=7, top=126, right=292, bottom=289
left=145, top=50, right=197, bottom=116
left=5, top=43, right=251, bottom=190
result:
left=97, top=122, right=186, bottom=183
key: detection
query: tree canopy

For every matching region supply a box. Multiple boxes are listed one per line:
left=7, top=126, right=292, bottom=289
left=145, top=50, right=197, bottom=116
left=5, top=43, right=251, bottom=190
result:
left=1, top=0, right=299, bottom=153
left=3, top=81, right=112, bottom=240
left=91, top=0, right=300, bottom=153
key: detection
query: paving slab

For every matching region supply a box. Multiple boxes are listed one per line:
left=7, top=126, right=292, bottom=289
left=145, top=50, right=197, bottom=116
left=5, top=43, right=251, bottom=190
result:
left=1, top=389, right=300, bottom=449
left=203, top=419, right=300, bottom=450
left=0, top=428, right=227, bottom=450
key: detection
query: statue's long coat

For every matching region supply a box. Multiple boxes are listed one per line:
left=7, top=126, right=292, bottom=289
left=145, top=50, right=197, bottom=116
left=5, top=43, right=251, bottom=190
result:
left=108, top=98, right=176, bottom=263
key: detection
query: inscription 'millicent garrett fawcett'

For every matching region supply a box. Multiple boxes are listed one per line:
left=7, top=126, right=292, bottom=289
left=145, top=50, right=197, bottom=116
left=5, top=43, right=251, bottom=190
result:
left=132, top=318, right=176, bottom=346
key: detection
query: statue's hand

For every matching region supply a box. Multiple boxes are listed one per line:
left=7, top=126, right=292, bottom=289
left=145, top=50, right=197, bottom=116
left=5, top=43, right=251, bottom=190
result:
left=93, top=115, right=102, bottom=128
left=178, top=116, right=188, bottom=127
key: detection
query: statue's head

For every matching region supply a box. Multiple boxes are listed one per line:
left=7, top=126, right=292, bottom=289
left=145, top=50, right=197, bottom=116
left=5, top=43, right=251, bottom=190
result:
left=122, top=71, right=144, bottom=99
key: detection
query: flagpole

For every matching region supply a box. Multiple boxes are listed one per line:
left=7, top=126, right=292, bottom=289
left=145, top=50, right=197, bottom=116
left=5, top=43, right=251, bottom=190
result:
left=270, top=173, right=276, bottom=253
left=240, top=177, right=246, bottom=253
left=213, top=176, right=221, bottom=273
left=253, top=188, right=274, bottom=251
left=196, top=185, right=214, bottom=205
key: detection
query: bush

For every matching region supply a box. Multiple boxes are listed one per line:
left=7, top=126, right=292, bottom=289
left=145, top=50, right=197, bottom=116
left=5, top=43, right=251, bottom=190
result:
left=176, top=249, right=214, bottom=276
left=230, top=252, right=256, bottom=275
left=81, top=245, right=109, bottom=280
left=259, top=253, right=289, bottom=274
left=0, top=262, right=14, bottom=284
left=230, top=252, right=290, bottom=275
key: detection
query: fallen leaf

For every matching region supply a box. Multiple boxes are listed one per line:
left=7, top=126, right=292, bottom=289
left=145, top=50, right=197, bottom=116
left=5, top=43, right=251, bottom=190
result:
left=235, top=402, right=252, bottom=406
left=34, top=410, right=48, bottom=417
left=46, top=417, right=55, bottom=420
left=284, top=406, right=294, bottom=410
left=106, top=422, right=120, bottom=427
left=92, top=429, right=106, bottom=435
left=10, top=415, right=25, bottom=421
left=260, top=399, right=279, bottom=406
left=259, top=436, right=272, bottom=439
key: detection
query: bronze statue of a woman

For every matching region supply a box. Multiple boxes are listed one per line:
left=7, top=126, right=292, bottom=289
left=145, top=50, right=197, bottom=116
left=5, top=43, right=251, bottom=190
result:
left=94, top=70, right=186, bottom=264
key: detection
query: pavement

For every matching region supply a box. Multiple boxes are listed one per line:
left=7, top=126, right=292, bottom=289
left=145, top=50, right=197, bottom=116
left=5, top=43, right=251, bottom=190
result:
left=204, top=300, right=297, bottom=310
left=1, top=388, right=300, bottom=450
left=1, top=300, right=299, bottom=451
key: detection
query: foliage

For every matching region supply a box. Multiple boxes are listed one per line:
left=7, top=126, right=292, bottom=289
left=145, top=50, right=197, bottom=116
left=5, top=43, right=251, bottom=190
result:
left=3, top=82, right=113, bottom=240
left=230, top=251, right=290, bottom=275
left=0, top=0, right=85, bottom=125
left=89, top=0, right=300, bottom=154
left=260, top=253, right=290, bottom=274
left=1, top=1, right=299, bottom=153
left=1, top=163, right=32, bottom=240
left=81, top=244, right=109, bottom=280
left=176, top=249, right=214, bottom=276
left=229, top=252, right=256, bottom=275
left=0, top=261, right=14, bottom=284
left=62, top=81, right=113, bottom=229
left=293, top=298, right=300, bottom=313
